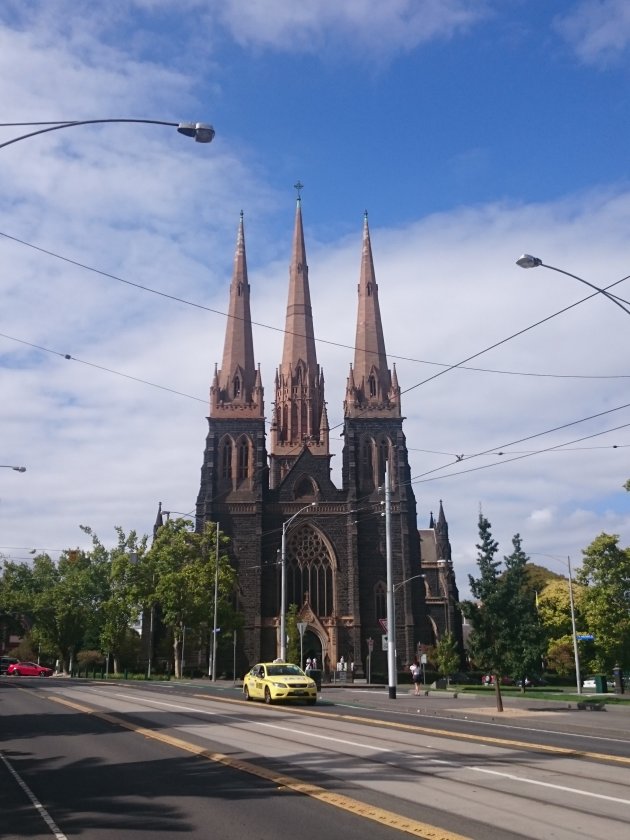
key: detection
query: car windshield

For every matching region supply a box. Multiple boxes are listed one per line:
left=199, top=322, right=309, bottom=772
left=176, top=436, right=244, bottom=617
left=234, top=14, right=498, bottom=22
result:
left=266, top=665, right=303, bottom=677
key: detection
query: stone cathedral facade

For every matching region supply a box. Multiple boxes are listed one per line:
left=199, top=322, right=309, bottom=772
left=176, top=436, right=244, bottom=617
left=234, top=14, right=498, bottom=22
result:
left=194, top=200, right=459, bottom=677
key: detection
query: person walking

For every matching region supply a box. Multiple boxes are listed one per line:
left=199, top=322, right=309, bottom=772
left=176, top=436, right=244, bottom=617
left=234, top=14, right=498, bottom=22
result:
left=410, top=657, right=422, bottom=695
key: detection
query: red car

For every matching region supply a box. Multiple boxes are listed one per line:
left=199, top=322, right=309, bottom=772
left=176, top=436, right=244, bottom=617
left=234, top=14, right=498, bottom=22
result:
left=7, top=661, right=53, bottom=677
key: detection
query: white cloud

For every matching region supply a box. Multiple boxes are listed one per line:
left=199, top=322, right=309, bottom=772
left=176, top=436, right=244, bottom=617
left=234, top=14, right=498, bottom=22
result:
left=554, top=0, right=630, bottom=66
left=528, top=508, right=554, bottom=528
left=213, top=0, right=490, bottom=55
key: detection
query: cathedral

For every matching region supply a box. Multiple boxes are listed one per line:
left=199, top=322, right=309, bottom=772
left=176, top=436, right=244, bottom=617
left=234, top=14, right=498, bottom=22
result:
left=194, top=198, right=460, bottom=677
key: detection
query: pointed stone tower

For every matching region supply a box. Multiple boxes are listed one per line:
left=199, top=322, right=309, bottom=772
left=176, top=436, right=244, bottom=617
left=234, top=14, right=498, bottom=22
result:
left=196, top=214, right=268, bottom=666
left=342, top=213, right=428, bottom=662
left=419, top=501, right=462, bottom=656
left=269, top=197, right=330, bottom=488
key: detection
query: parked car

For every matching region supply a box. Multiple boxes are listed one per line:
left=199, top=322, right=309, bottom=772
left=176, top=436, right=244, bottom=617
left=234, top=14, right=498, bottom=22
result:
left=243, top=661, right=317, bottom=705
left=517, top=676, right=548, bottom=687
left=7, top=661, right=53, bottom=677
left=0, top=656, right=19, bottom=675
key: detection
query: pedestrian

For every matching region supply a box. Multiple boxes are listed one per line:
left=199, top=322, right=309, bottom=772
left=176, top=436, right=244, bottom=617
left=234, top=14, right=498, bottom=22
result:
left=410, top=657, right=422, bottom=695
left=311, top=656, right=317, bottom=670
left=305, top=657, right=312, bottom=672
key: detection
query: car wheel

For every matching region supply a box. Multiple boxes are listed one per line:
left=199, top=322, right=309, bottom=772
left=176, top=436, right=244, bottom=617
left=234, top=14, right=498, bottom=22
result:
left=13, top=670, right=21, bottom=676
left=244, top=685, right=251, bottom=701
left=264, top=687, right=273, bottom=705
left=39, top=671, right=47, bottom=677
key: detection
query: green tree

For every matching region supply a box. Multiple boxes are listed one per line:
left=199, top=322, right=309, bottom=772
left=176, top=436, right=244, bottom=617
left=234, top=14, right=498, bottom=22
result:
left=501, top=534, right=546, bottom=692
left=82, top=525, right=148, bottom=674
left=537, top=578, right=593, bottom=677
left=286, top=603, right=300, bottom=665
left=461, top=516, right=544, bottom=711
left=147, top=518, right=236, bottom=678
left=435, top=632, right=460, bottom=687
left=577, top=533, right=630, bottom=671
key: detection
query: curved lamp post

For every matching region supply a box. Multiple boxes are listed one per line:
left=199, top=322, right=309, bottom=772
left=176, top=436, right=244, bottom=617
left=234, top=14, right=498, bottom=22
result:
left=280, top=502, right=317, bottom=661
left=530, top=552, right=582, bottom=695
left=0, top=119, right=215, bottom=150
left=516, top=255, right=630, bottom=316
left=1, top=465, right=26, bottom=472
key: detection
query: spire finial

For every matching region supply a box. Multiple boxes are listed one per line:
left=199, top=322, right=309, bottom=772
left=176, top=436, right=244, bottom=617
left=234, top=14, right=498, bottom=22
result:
left=294, top=180, right=304, bottom=201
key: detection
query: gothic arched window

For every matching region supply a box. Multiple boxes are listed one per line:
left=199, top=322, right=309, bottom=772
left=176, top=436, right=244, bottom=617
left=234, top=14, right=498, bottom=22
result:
left=237, top=437, right=249, bottom=480
left=221, top=438, right=233, bottom=479
left=374, top=581, right=386, bottom=622
left=285, top=525, right=334, bottom=617
left=368, top=375, right=377, bottom=397
left=233, top=375, right=241, bottom=398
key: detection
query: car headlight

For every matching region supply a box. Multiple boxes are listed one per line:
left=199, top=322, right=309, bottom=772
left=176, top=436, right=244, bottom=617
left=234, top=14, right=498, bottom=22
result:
left=271, top=681, right=287, bottom=688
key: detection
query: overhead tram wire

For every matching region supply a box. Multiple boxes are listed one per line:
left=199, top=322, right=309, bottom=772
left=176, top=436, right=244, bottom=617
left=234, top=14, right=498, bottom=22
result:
left=409, top=398, right=630, bottom=483
left=1, top=229, right=629, bottom=388
left=410, top=420, right=630, bottom=485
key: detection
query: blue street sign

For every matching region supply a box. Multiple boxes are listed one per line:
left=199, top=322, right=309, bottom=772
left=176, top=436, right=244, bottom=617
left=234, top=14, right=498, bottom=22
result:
left=577, top=634, right=594, bottom=641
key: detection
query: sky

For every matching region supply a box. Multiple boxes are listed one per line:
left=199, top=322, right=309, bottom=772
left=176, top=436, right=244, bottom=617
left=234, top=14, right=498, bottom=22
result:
left=1, top=0, right=629, bottom=599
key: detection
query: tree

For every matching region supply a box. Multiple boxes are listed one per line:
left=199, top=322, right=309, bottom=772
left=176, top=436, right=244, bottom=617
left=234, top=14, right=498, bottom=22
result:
left=82, top=525, right=148, bottom=674
left=537, top=578, right=592, bottom=677
left=147, top=518, right=236, bottom=678
left=501, top=534, right=546, bottom=692
left=435, top=633, right=460, bottom=687
left=460, top=514, right=506, bottom=710
left=460, top=516, right=544, bottom=711
left=286, top=603, right=300, bottom=665
left=577, top=533, right=630, bottom=671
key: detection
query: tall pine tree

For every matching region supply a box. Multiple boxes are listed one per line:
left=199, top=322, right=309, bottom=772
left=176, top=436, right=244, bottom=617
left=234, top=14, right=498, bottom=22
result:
left=461, top=515, right=544, bottom=711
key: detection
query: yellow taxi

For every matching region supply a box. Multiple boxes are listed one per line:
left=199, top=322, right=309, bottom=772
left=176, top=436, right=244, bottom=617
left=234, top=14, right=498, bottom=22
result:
left=243, top=661, right=317, bottom=705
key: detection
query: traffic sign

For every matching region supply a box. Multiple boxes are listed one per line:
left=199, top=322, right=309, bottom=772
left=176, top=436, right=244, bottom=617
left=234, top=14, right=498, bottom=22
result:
left=367, top=637, right=374, bottom=652
left=379, top=618, right=388, bottom=633
left=577, top=634, right=594, bottom=641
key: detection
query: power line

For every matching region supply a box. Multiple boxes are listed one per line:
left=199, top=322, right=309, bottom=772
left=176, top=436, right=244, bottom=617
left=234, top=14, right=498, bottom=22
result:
left=1, top=229, right=628, bottom=385
left=411, top=421, right=630, bottom=484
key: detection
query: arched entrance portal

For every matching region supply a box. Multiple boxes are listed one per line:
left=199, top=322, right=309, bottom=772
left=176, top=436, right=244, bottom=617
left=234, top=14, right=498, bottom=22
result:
left=302, top=629, right=322, bottom=669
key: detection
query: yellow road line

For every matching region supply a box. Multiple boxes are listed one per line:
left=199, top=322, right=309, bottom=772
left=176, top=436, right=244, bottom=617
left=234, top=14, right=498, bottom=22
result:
left=45, top=693, right=470, bottom=840
left=194, top=693, right=630, bottom=766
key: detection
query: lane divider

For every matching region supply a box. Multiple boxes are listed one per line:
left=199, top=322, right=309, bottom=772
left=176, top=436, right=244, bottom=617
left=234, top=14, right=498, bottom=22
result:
left=46, top=693, right=471, bottom=840
left=192, top=693, right=630, bottom=766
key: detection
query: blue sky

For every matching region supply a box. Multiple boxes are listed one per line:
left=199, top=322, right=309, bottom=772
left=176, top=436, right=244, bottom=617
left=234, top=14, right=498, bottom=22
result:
left=1, top=0, right=629, bottom=596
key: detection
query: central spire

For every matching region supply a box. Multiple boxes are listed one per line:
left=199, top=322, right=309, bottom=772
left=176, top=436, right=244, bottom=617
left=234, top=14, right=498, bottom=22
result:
left=279, top=198, right=318, bottom=378
left=269, top=196, right=329, bottom=472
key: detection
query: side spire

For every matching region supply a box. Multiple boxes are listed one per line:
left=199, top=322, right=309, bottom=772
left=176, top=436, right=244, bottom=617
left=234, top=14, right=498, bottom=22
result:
left=210, top=213, right=263, bottom=418
left=344, top=212, right=400, bottom=418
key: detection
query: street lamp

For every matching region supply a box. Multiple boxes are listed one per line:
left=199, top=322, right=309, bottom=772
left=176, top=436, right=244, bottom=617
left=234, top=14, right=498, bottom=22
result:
left=516, top=255, right=630, bottom=316
left=280, top=502, right=317, bottom=661
left=1, top=465, right=26, bottom=472
left=0, top=119, right=215, bottom=150
left=530, top=552, right=582, bottom=695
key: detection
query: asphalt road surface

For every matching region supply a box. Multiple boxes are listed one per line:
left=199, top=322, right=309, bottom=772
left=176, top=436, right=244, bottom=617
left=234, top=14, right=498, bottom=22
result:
left=2, top=677, right=629, bottom=839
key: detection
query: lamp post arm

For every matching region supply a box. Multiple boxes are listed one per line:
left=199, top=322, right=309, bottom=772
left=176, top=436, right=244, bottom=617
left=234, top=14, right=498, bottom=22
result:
left=0, top=119, right=214, bottom=150
left=542, top=262, right=630, bottom=314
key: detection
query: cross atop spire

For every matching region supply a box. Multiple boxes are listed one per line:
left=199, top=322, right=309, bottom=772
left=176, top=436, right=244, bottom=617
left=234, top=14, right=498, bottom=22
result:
left=294, top=180, right=304, bottom=200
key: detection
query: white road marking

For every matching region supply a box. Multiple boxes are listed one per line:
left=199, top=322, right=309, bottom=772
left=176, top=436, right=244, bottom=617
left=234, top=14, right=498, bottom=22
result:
left=0, top=751, right=68, bottom=839
left=334, top=701, right=630, bottom=746
left=471, top=766, right=630, bottom=805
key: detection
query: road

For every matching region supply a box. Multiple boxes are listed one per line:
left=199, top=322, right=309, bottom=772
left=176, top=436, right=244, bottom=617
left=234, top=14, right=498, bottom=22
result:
left=2, top=677, right=629, bottom=839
